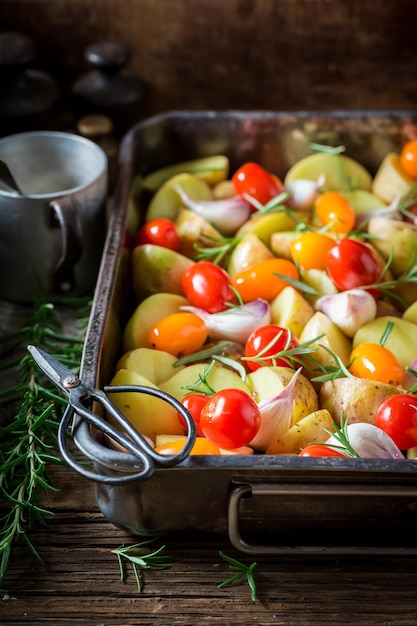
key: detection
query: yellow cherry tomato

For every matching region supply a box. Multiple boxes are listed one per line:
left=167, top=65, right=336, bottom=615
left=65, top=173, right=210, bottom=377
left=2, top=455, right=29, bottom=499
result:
left=147, top=312, right=207, bottom=358
left=349, top=343, right=405, bottom=386
left=290, top=231, right=335, bottom=270
left=231, top=258, right=299, bottom=302
left=155, top=437, right=221, bottom=455
left=315, top=191, right=356, bottom=234
left=400, top=138, right=417, bottom=179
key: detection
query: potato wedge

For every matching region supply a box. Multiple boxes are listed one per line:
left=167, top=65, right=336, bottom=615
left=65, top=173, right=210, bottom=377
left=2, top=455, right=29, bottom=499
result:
left=265, top=409, right=333, bottom=455
left=319, top=377, right=402, bottom=425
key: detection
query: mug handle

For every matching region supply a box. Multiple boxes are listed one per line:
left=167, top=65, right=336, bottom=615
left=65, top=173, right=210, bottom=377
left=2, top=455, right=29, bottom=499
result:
left=49, top=195, right=83, bottom=293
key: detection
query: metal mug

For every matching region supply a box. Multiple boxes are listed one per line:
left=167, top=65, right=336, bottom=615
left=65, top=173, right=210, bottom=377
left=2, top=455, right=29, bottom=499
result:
left=0, top=131, right=108, bottom=303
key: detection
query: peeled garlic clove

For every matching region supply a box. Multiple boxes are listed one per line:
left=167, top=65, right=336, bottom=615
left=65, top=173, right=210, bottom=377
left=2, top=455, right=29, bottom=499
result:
left=285, top=175, right=325, bottom=211
left=173, top=184, right=251, bottom=235
left=315, top=289, right=377, bottom=337
left=325, top=423, right=404, bottom=460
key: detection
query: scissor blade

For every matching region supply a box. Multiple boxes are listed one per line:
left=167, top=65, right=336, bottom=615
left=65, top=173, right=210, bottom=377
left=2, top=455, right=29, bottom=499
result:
left=27, top=345, right=77, bottom=393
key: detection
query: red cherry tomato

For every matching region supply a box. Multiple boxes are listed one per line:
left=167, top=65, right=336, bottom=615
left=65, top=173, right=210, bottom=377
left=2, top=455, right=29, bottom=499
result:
left=299, top=444, right=348, bottom=457
left=244, top=324, right=299, bottom=371
left=232, top=162, right=282, bottom=209
left=326, top=238, right=383, bottom=295
left=374, top=393, right=417, bottom=450
left=182, top=261, right=236, bottom=313
left=177, top=393, right=209, bottom=437
left=137, top=218, right=180, bottom=251
left=200, top=388, right=261, bottom=449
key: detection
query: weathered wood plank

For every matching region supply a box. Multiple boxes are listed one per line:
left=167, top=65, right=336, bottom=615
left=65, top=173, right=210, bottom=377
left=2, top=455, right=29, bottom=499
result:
left=1, top=0, right=417, bottom=122
left=2, top=461, right=417, bottom=626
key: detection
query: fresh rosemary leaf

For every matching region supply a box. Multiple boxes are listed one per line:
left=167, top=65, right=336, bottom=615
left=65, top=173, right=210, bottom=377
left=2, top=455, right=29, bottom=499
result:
left=112, top=540, right=172, bottom=592
left=218, top=551, right=258, bottom=602
left=0, top=294, right=89, bottom=586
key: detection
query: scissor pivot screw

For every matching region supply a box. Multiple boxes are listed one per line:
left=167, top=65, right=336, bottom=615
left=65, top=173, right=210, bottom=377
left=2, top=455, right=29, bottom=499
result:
left=63, top=375, right=80, bottom=388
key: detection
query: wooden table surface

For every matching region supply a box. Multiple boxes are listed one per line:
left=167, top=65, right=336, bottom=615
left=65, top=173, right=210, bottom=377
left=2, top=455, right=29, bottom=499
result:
left=1, top=458, right=417, bottom=626
left=2, top=297, right=417, bottom=626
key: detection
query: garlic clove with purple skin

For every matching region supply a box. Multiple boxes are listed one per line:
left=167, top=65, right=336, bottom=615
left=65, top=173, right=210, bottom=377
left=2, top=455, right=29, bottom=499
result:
left=285, top=175, right=325, bottom=211
left=180, top=299, right=271, bottom=344
left=249, top=368, right=301, bottom=451
left=173, top=184, right=251, bottom=236
left=354, top=192, right=402, bottom=227
left=315, top=289, right=377, bottom=338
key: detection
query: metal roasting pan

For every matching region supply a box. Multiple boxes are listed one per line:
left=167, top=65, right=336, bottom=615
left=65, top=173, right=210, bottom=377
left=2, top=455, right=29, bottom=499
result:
left=74, top=110, right=417, bottom=555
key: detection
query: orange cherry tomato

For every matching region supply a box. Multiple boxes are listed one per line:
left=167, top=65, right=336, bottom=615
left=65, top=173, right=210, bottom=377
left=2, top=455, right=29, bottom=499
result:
left=315, top=191, right=356, bottom=234
left=155, top=437, right=221, bottom=455
left=400, top=138, right=417, bottom=179
left=231, top=258, right=299, bottom=302
left=348, top=343, right=405, bottom=386
left=290, top=231, right=335, bottom=270
left=147, top=312, right=208, bottom=358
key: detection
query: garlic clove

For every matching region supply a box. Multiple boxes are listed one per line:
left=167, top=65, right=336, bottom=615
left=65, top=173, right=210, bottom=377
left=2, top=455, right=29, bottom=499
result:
left=325, top=422, right=405, bottom=459
left=285, top=175, right=325, bottom=211
left=173, top=184, right=251, bottom=236
left=180, top=299, right=271, bottom=344
left=249, top=368, right=301, bottom=451
left=315, top=289, right=377, bottom=337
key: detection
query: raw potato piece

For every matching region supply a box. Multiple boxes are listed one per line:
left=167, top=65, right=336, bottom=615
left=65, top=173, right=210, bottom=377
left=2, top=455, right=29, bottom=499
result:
left=299, top=311, right=352, bottom=370
left=145, top=172, right=213, bottom=222
left=270, top=286, right=315, bottom=338
left=319, top=377, right=401, bottom=425
left=227, top=232, right=273, bottom=278
left=371, top=153, right=414, bottom=203
left=284, top=153, right=372, bottom=192
left=123, top=292, right=189, bottom=352
left=175, top=208, right=223, bottom=259
left=116, top=347, right=184, bottom=385
left=142, top=155, right=229, bottom=191
left=131, top=244, right=194, bottom=301
left=160, top=362, right=251, bottom=400
left=265, top=409, right=334, bottom=455
left=367, top=217, right=417, bottom=277
left=107, top=369, right=184, bottom=441
left=271, top=366, right=319, bottom=424
left=353, top=315, right=417, bottom=368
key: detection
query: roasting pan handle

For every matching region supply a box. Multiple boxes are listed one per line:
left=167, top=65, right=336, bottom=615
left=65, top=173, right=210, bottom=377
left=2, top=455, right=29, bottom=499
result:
left=228, top=482, right=417, bottom=556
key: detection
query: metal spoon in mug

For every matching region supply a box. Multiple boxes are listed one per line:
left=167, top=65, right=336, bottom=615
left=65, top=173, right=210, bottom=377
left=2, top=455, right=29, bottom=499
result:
left=0, top=158, right=23, bottom=194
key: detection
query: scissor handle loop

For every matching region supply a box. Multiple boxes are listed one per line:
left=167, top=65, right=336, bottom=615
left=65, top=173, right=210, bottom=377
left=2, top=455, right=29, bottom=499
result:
left=58, top=405, right=155, bottom=484
left=58, top=384, right=197, bottom=485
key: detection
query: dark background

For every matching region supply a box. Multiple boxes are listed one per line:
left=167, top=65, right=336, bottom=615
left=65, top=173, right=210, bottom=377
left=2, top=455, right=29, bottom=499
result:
left=1, top=0, right=416, bottom=119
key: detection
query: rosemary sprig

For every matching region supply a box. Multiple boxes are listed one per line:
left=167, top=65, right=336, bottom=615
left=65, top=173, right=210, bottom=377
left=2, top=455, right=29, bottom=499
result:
left=112, top=539, right=172, bottom=592
left=181, top=360, right=217, bottom=395
left=246, top=190, right=291, bottom=216
left=218, top=551, right=257, bottom=602
left=0, top=295, right=89, bottom=586
left=320, top=414, right=360, bottom=458
left=194, top=234, right=242, bottom=266
left=310, top=143, right=346, bottom=156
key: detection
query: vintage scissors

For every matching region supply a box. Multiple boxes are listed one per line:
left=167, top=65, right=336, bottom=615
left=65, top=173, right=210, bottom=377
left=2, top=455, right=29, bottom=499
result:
left=27, top=345, right=197, bottom=485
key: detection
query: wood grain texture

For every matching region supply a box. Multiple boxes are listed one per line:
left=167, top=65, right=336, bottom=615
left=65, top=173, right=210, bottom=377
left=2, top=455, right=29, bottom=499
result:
left=1, top=0, right=417, bottom=120
left=2, top=464, right=417, bottom=625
